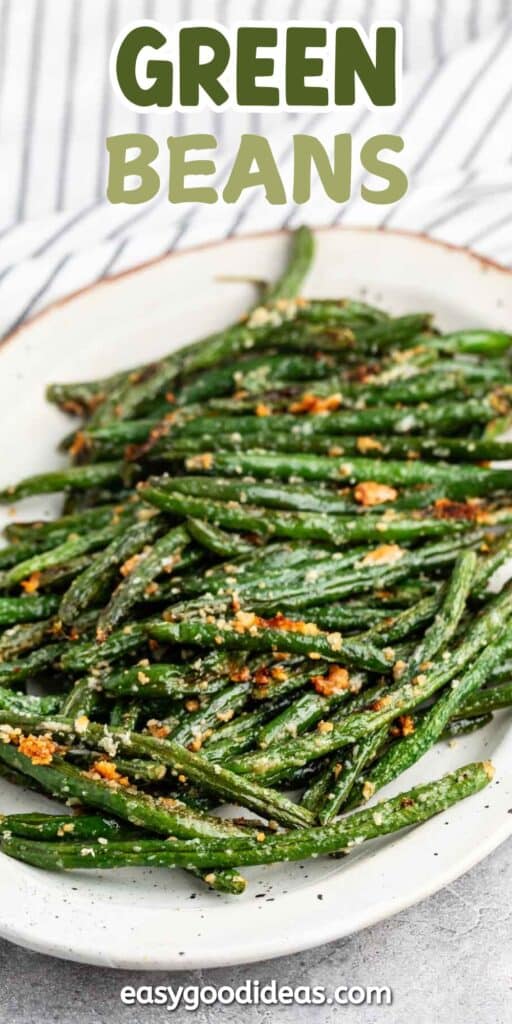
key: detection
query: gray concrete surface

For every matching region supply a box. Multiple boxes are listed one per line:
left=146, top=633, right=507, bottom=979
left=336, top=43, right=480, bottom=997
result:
left=0, top=836, right=510, bottom=1024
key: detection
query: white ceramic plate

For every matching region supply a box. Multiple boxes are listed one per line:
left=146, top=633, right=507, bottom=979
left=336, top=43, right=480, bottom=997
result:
left=0, top=228, right=512, bottom=969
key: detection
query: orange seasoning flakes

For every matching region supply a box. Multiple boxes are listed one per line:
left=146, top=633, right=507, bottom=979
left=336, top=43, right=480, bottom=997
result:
left=489, top=391, right=510, bottom=415
left=20, top=572, right=41, bottom=594
left=359, top=543, right=404, bottom=567
left=370, top=695, right=392, bottom=712
left=354, top=481, right=398, bottom=507
left=252, top=663, right=289, bottom=688
left=398, top=715, right=415, bottom=737
left=255, top=403, right=271, bottom=417
left=433, top=498, right=480, bottom=522
left=229, top=664, right=251, bottom=683
left=232, top=610, right=266, bottom=634
left=146, top=719, right=170, bottom=739
left=62, top=399, right=86, bottom=416
left=311, top=665, right=350, bottom=696
left=265, top=612, right=320, bottom=636
left=289, top=392, right=342, bottom=415
left=89, top=760, right=129, bottom=786
left=185, top=453, right=214, bottom=471
left=18, top=734, right=57, bottom=766
left=271, top=665, right=288, bottom=682
left=68, top=431, right=90, bottom=459
left=356, top=436, right=384, bottom=454
left=400, top=796, right=414, bottom=808
left=162, top=554, right=181, bottom=575
left=253, top=666, right=272, bottom=687
left=232, top=609, right=319, bottom=638
left=120, top=552, right=145, bottom=578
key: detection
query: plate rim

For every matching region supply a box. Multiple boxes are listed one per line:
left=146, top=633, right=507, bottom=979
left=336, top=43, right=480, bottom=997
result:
left=3, top=224, right=512, bottom=357
left=1, top=224, right=512, bottom=969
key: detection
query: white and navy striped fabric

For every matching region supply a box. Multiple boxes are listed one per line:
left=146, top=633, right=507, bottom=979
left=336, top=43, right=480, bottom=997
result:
left=0, top=0, right=511, bottom=337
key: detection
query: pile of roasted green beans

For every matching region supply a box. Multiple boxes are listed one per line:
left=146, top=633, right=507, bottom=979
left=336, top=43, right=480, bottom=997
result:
left=0, top=226, right=510, bottom=894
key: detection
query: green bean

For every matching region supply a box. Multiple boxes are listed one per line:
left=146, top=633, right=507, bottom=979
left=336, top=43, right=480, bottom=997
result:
left=0, top=644, right=66, bottom=689
left=224, top=586, right=512, bottom=782
left=311, top=727, right=389, bottom=822
left=97, top=526, right=189, bottom=636
left=142, top=490, right=472, bottom=545
left=67, top=750, right=167, bottom=785
left=0, top=812, right=130, bottom=841
left=354, top=593, right=442, bottom=646
left=22, top=555, right=92, bottom=593
left=352, top=629, right=512, bottom=805
left=345, top=313, right=432, bottom=352
left=156, top=430, right=512, bottom=465
left=257, top=673, right=365, bottom=749
left=154, top=476, right=387, bottom=514
left=101, top=650, right=242, bottom=700
left=400, top=551, right=476, bottom=684
left=46, top=369, right=141, bottom=415
left=148, top=619, right=395, bottom=674
left=109, top=699, right=140, bottom=730
left=0, top=762, right=493, bottom=871
left=0, top=620, right=53, bottom=659
left=0, top=716, right=314, bottom=829
left=186, top=518, right=254, bottom=558
left=422, top=330, right=512, bottom=356
left=299, top=603, right=391, bottom=631
left=471, top=530, right=512, bottom=600
left=169, top=451, right=512, bottom=500
left=1, top=523, right=127, bottom=590
left=0, top=761, right=46, bottom=795
left=0, top=463, right=130, bottom=504
left=162, top=533, right=485, bottom=620
left=0, top=595, right=60, bottom=627
left=0, top=689, right=61, bottom=716
left=86, top=229, right=316, bottom=427
left=302, top=297, right=390, bottom=325
left=0, top=742, right=248, bottom=841
left=456, top=681, right=512, bottom=717
left=176, top=353, right=333, bottom=406
left=169, top=682, right=252, bottom=747
left=60, top=677, right=100, bottom=718
left=59, top=516, right=163, bottom=624
left=101, top=665, right=205, bottom=699
left=59, top=623, right=148, bottom=673
left=264, top=225, right=314, bottom=301
left=441, top=714, right=493, bottom=738
left=202, top=699, right=290, bottom=761
left=0, top=738, right=245, bottom=893
left=3, top=503, right=137, bottom=546
left=174, top=396, right=501, bottom=441
left=0, top=542, right=51, bottom=572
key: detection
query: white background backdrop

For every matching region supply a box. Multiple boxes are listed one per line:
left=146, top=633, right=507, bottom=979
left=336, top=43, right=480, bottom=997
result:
left=1, top=0, right=512, bottom=337
left=0, top=3, right=511, bottom=1021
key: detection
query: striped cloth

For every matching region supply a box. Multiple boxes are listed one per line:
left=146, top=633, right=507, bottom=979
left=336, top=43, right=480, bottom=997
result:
left=0, top=0, right=511, bottom=338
